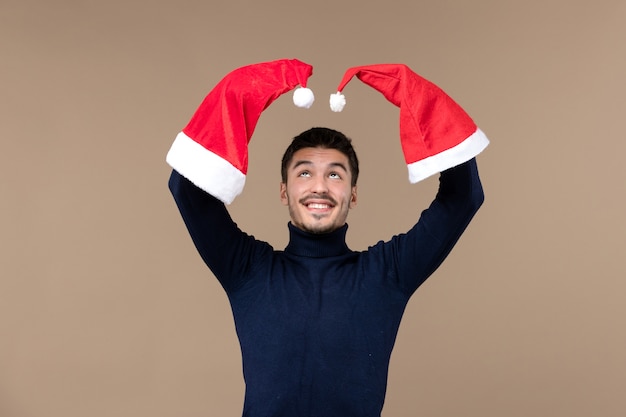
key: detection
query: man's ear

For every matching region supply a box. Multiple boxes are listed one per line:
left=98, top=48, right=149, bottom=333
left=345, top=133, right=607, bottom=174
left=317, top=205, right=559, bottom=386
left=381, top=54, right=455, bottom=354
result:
left=279, top=182, right=288, bottom=206
left=349, top=185, right=358, bottom=209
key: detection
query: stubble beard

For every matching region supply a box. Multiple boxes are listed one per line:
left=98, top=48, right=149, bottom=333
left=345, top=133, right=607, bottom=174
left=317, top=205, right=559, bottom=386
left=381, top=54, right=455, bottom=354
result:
left=289, top=194, right=343, bottom=235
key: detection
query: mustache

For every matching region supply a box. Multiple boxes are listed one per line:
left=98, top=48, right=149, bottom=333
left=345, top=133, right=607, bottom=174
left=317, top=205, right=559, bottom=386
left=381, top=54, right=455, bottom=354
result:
left=299, top=193, right=337, bottom=206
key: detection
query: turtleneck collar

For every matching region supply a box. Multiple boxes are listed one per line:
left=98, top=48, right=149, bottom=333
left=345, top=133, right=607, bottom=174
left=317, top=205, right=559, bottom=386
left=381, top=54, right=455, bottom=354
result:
left=284, top=222, right=352, bottom=258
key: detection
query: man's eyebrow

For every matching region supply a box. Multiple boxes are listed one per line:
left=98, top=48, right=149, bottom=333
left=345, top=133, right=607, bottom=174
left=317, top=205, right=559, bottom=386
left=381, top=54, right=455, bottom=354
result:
left=328, top=162, right=348, bottom=172
left=291, top=160, right=348, bottom=172
left=291, top=160, right=313, bottom=170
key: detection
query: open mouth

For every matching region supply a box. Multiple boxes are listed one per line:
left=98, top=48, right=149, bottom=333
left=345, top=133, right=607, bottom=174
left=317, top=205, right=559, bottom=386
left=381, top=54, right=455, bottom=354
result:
left=306, top=202, right=332, bottom=209
left=300, top=194, right=337, bottom=213
left=301, top=196, right=337, bottom=212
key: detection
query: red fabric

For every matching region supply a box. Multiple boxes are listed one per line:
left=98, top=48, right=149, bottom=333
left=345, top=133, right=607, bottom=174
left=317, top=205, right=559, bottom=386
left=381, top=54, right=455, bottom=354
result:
left=336, top=64, right=477, bottom=164
left=183, top=59, right=313, bottom=174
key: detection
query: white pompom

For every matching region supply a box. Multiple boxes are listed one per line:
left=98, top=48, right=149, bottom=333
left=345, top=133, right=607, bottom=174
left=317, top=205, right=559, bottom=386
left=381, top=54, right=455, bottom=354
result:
left=293, top=87, right=315, bottom=109
left=329, top=92, right=346, bottom=112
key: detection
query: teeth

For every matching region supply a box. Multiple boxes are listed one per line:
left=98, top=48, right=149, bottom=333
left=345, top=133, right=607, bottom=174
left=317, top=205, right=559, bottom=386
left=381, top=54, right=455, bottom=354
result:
left=308, top=203, right=330, bottom=209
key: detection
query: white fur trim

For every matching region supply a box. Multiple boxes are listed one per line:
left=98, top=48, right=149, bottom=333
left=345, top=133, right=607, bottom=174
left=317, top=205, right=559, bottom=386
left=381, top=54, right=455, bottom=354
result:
left=407, top=128, right=490, bottom=183
left=166, top=132, right=246, bottom=204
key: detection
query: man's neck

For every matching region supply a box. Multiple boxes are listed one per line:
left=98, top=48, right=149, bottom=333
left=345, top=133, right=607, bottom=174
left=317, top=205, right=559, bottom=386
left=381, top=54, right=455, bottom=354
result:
left=284, top=223, right=351, bottom=258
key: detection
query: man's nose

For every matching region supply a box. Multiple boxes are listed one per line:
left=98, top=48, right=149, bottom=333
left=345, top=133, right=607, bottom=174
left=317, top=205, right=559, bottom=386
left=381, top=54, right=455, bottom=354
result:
left=310, top=176, right=329, bottom=193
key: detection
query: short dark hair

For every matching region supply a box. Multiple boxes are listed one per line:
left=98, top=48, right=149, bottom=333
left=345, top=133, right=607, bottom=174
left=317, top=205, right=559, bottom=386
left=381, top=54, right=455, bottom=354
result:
left=281, top=127, right=360, bottom=186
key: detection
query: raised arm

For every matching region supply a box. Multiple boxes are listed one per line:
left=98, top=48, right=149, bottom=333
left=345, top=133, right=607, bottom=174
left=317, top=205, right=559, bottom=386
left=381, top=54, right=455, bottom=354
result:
left=165, top=60, right=314, bottom=291
left=333, top=64, right=488, bottom=295
left=168, top=169, right=271, bottom=293
left=381, top=157, right=484, bottom=295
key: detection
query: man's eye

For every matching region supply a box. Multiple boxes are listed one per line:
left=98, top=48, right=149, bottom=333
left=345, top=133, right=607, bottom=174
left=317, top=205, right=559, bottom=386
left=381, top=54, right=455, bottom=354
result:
left=329, top=172, right=341, bottom=179
left=299, top=171, right=311, bottom=177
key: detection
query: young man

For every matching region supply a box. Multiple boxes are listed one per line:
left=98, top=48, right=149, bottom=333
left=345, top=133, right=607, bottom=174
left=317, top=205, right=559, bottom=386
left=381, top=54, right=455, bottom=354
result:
left=168, top=126, right=484, bottom=417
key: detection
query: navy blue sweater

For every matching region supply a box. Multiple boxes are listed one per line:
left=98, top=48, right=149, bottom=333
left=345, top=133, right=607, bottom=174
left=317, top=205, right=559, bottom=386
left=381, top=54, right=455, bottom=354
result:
left=169, top=158, right=484, bottom=417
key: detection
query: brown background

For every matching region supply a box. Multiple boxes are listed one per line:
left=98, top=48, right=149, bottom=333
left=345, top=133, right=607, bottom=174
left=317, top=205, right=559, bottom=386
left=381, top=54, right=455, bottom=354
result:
left=1, top=0, right=625, bottom=416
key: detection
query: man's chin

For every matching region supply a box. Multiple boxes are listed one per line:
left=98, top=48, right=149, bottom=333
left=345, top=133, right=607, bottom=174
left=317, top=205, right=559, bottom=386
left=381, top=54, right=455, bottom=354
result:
left=308, top=227, right=334, bottom=235
left=299, top=221, right=337, bottom=235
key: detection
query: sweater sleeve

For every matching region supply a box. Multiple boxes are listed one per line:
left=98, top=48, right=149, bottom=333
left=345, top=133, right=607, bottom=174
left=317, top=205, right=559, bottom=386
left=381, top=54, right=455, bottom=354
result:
left=168, top=170, right=272, bottom=293
left=390, top=157, right=484, bottom=295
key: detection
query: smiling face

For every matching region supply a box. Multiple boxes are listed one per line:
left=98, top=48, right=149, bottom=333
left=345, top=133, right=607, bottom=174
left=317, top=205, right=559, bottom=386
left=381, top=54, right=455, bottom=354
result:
left=280, top=147, right=357, bottom=234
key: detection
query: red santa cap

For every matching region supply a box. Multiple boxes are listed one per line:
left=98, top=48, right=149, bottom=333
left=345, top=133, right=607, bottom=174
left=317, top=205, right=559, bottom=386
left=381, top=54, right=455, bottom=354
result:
left=166, top=59, right=314, bottom=204
left=329, top=64, right=489, bottom=182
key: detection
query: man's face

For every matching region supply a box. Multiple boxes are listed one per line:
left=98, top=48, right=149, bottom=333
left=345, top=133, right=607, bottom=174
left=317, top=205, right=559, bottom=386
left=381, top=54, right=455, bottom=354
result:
left=280, top=147, right=357, bottom=234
